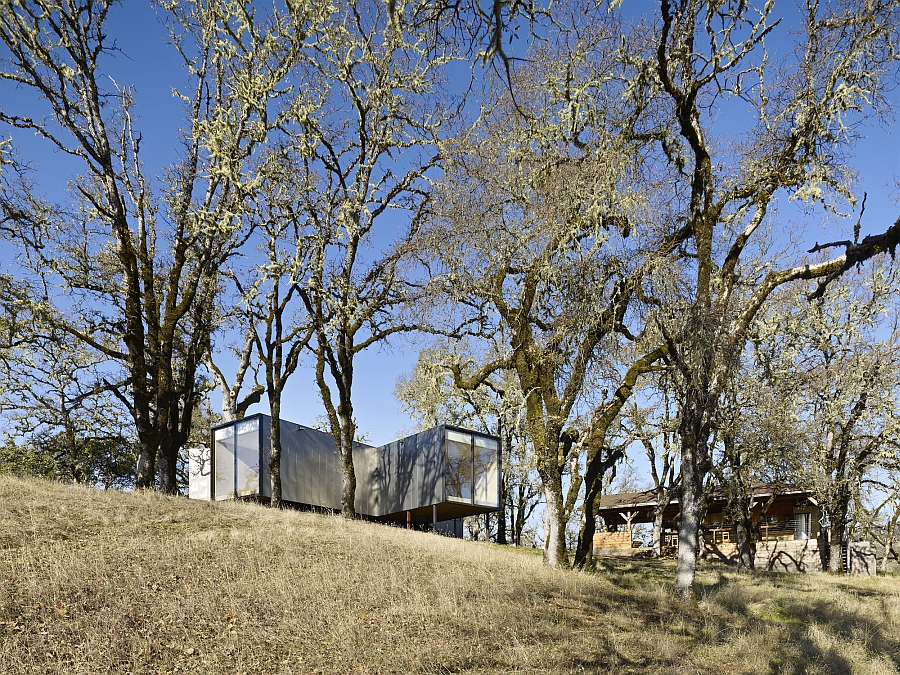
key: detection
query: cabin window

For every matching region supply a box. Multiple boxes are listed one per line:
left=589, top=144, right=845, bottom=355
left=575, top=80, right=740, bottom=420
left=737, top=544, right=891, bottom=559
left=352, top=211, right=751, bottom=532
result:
left=214, top=418, right=260, bottom=499
left=235, top=418, right=260, bottom=497
left=446, top=430, right=500, bottom=507
left=474, top=436, right=499, bottom=506
left=214, top=425, right=235, bottom=500
left=446, top=430, right=473, bottom=503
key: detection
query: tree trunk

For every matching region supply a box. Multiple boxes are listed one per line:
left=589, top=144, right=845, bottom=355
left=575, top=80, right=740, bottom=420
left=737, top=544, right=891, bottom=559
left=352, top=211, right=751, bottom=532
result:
left=734, top=515, right=755, bottom=570
left=134, top=398, right=156, bottom=489
left=514, top=483, right=528, bottom=547
left=671, top=318, right=716, bottom=600
left=157, top=399, right=183, bottom=495
left=574, top=346, right=668, bottom=570
left=542, top=474, right=569, bottom=568
left=829, top=503, right=849, bottom=574
left=270, top=396, right=283, bottom=508
left=573, top=467, right=598, bottom=569
left=135, top=443, right=155, bottom=488
left=156, top=358, right=175, bottom=494
left=157, top=439, right=178, bottom=495
left=727, top=485, right=755, bottom=570
left=651, top=506, right=665, bottom=558
left=879, top=541, right=889, bottom=575
left=674, top=428, right=706, bottom=600
left=881, top=509, right=899, bottom=575
left=497, top=470, right=508, bottom=545
left=574, top=447, right=626, bottom=569
left=339, top=408, right=357, bottom=518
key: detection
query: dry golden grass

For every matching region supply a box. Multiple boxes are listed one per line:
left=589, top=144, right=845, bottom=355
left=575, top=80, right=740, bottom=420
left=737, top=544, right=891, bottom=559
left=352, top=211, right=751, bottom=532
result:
left=1, top=475, right=898, bottom=675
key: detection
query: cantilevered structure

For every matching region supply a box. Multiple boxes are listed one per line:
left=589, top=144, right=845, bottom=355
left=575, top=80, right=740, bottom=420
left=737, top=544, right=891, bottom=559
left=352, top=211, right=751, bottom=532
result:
left=188, top=414, right=501, bottom=534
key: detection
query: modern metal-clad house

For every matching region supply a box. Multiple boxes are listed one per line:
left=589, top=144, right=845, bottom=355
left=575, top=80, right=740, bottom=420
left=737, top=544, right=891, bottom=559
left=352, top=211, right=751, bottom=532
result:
left=189, top=413, right=501, bottom=534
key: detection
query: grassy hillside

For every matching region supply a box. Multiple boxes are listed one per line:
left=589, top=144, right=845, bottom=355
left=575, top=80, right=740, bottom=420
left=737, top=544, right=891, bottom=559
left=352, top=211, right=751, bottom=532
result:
left=1, top=476, right=898, bottom=675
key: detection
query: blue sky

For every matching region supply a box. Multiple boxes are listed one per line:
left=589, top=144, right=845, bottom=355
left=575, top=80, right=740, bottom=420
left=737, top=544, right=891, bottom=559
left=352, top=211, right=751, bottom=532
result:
left=1, top=2, right=425, bottom=444
left=2, top=0, right=898, bottom=461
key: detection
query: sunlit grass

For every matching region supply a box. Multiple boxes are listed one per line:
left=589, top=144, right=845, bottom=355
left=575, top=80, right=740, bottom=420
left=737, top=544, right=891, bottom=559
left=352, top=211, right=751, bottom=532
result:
left=1, top=475, right=898, bottom=674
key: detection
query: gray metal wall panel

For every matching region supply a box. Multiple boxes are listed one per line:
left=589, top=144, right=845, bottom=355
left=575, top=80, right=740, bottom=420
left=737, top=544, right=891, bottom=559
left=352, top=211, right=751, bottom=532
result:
left=379, top=440, right=397, bottom=513
left=359, top=427, right=446, bottom=516
left=278, top=423, right=330, bottom=506
left=417, top=426, right=445, bottom=506
left=352, top=444, right=378, bottom=515
left=266, top=422, right=377, bottom=511
left=324, top=436, right=341, bottom=509
left=296, top=430, right=310, bottom=505
left=435, top=426, right=448, bottom=504
left=278, top=421, right=302, bottom=504
left=437, top=426, right=448, bottom=503
left=354, top=446, right=369, bottom=513
left=211, top=414, right=494, bottom=521
left=351, top=445, right=365, bottom=514
left=413, top=435, right=424, bottom=512
left=404, top=434, right=423, bottom=511
left=283, top=426, right=342, bottom=509
left=401, top=438, right=416, bottom=511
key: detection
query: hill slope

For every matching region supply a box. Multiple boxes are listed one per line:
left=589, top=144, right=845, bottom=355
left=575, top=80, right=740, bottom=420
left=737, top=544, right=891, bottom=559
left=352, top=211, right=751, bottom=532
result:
left=1, top=476, right=898, bottom=674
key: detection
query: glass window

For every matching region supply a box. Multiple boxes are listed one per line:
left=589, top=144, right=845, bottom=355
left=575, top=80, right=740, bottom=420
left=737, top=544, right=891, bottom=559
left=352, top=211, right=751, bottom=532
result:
left=235, top=418, right=260, bottom=497
left=474, top=436, right=499, bottom=507
left=446, top=430, right=472, bottom=503
left=188, top=447, right=211, bottom=500
left=214, top=425, right=235, bottom=501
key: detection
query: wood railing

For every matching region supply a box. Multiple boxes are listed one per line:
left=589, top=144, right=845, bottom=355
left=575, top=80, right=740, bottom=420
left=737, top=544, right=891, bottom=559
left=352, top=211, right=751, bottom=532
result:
left=663, top=523, right=803, bottom=548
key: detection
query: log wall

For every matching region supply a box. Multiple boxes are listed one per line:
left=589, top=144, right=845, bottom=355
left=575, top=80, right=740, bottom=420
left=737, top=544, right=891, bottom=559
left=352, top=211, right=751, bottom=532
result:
left=592, top=531, right=641, bottom=556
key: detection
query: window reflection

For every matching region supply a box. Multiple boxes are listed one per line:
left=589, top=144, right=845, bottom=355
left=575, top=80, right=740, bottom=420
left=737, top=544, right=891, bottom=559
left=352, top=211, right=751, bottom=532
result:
left=235, top=418, right=260, bottom=497
left=446, top=430, right=472, bottom=503
left=214, top=425, right=235, bottom=501
left=474, top=436, right=499, bottom=507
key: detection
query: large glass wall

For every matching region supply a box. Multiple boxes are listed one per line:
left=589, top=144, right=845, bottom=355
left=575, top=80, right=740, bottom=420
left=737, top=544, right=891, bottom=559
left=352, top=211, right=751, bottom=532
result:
left=445, top=429, right=500, bottom=508
left=474, top=436, right=499, bottom=507
left=235, top=418, right=260, bottom=497
left=446, top=430, right=473, bottom=503
left=213, top=418, right=261, bottom=500
left=214, top=425, right=235, bottom=501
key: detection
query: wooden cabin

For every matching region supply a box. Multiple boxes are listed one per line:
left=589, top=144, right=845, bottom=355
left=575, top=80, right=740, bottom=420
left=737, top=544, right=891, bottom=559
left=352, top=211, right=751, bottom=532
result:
left=593, top=484, right=826, bottom=572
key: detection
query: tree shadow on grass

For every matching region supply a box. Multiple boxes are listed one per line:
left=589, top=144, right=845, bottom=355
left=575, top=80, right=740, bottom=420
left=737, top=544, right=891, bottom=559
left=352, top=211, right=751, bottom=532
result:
left=780, top=596, right=899, bottom=672
left=596, top=562, right=897, bottom=674
left=592, top=556, right=675, bottom=589
left=696, top=572, right=898, bottom=675
left=462, top=558, right=899, bottom=675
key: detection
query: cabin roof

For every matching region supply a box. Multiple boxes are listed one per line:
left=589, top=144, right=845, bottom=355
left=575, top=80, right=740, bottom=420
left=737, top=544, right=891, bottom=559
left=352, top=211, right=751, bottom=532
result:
left=595, top=483, right=814, bottom=513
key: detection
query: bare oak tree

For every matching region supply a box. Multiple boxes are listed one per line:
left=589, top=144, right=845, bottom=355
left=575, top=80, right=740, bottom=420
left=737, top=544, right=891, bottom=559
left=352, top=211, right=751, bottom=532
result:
left=285, top=0, right=457, bottom=516
left=420, top=30, right=687, bottom=566
left=625, top=0, right=900, bottom=598
left=0, top=0, right=303, bottom=491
